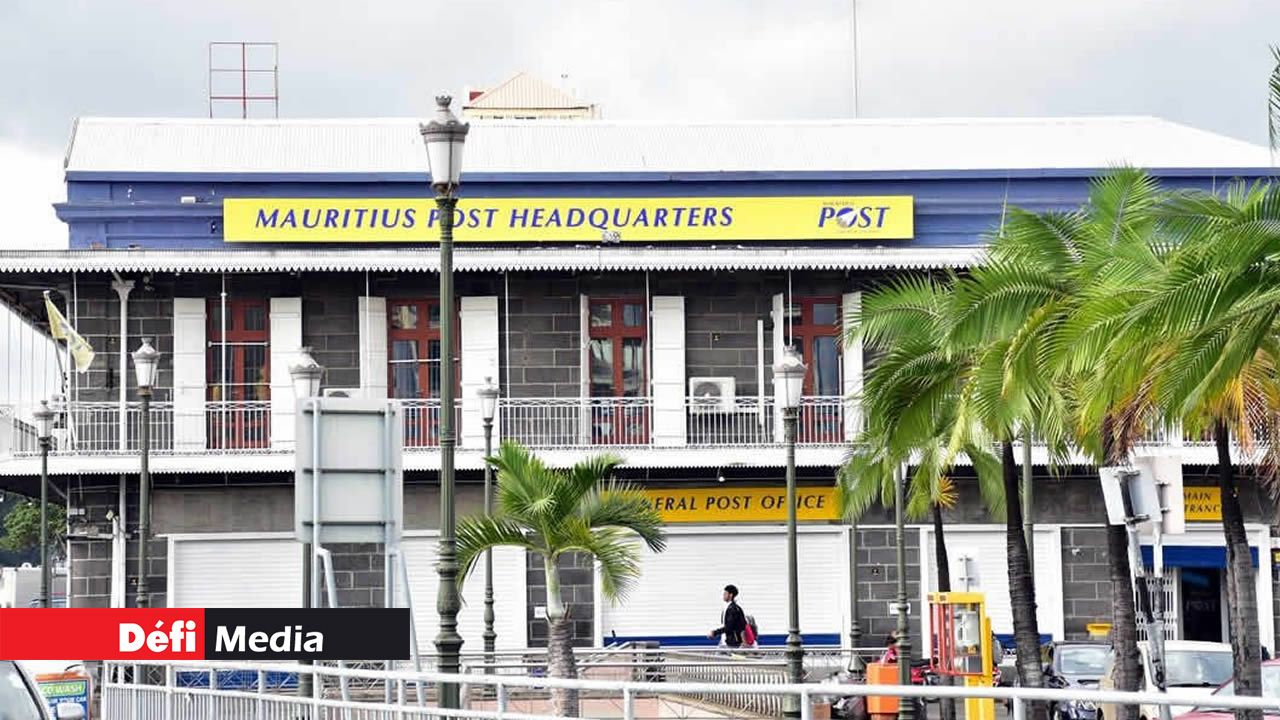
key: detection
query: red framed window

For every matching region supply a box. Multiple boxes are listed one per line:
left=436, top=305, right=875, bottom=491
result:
left=206, top=299, right=270, bottom=449
left=782, top=297, right=842, bottom=442
left=782, top=297, right=842, bottom=396
left=587, top=298, right=648, bottom=445
left=387, top=299, right=459, bottom=447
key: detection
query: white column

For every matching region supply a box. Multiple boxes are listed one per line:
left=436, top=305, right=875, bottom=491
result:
left=111, top=279, right=134, bottom=451
left=771, top=292, right=785, bottom=443
left=578, top=294, right=590, bottom=445
left=171, top=298, right=206, bottom=451
left=842, top=292, right=864, bottom=440
left=650, top=296, right=686, bottom=446
left=269, top=297, right=303, bottom=449
left=460, top=296, right=499, bottom=449
left=358, top=296, right=388, bottom=399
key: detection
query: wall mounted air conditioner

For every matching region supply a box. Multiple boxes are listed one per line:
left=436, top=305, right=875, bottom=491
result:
left=322, top=388, right=363, bottom=398
left=688, top=377, right=736, bottom=413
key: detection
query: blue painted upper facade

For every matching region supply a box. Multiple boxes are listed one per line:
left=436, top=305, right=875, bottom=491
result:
left=57, top=168, right=1279, bottom=251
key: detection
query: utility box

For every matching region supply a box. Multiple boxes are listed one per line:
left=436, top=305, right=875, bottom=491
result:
left=295, top=398, right=404, bottom=544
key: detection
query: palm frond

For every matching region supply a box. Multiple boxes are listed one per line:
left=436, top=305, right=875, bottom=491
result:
left=457, top=516, right=536, bottom=582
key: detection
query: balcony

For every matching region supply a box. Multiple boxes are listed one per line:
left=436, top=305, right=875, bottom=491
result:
left=2, top=392, right=849, bottom=466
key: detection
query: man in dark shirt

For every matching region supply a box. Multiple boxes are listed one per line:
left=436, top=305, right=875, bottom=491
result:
left=708, top=584, right=748, bottom=647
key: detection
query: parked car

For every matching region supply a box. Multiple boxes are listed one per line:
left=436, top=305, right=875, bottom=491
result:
left=1175, top=658, right=1280, bottom=720
left=0, top=660, right=85, bottom=720
left=1043, top=641, right=1110, bottom=720
left=1097, top=641, right=1234, bottom=720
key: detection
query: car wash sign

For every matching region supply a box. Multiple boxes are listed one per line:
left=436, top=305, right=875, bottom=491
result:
left=223, top=196, right=914, bottom=243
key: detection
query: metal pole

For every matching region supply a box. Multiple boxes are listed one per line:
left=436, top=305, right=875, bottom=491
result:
left=38, top=434, right=50, bottom=608
left=1022, top=428, right=1034, bottom=582
left=848, top=518, right=863, bottom=673
left=435, top=194, right=463, bottom=710
left=783, top=406, right=804, bottom=720
left=135, top=388, right=151, bottom=608
left=482, top=413, right=496, bottom=668
left=299, top=542, right=312, bottom=702
left=1151, top=525, right=1172, bottom=720
left=895, top=463, right=915, bottom=720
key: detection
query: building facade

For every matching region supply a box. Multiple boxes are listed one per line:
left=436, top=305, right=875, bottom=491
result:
left=1, top=115, right=1277, bottom=654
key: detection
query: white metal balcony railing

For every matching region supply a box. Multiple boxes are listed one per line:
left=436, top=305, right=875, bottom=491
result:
left=1, top=395, right=850, bottom=459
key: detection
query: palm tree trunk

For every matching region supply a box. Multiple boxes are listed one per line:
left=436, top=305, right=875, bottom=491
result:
left=1102, top=418, right=1142, bottom=720
left=933, top=503, right=956, bottom=720
left=1215, top=421, right=1262, bottom=720
left=1107, top=524, right=1143, bottom=720
left=544, top=555, right=580, bottom=717
left=1002, top=440, right=1047, bottom=720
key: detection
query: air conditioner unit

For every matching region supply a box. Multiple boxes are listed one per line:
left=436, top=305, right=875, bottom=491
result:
left=688, top=377, right=736, bottom=413
left=322, top=387, right=363, bottom=398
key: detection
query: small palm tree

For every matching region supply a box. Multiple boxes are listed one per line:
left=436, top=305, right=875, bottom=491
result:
left=457, top=441, right=666, bottom=718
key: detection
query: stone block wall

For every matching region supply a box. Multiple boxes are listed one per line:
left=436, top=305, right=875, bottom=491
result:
left=1060, top=527, right=1112, bottom=639
left=65, top=482, right=168, bottom=608
left=853, top=527, right=922, bottom=647
left=526, top=551, right=596, bottom=647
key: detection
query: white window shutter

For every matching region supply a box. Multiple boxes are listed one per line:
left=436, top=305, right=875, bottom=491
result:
left=269, top=297, right=303, bottom=449
left=578, top=294, right=590, bottom=445
left=358, top=296, right=388, bottom=399
left=771, top=292, right=785, bottom=443
left=650, top=296, right=686, bottom=447
left=459, top=296, right=499, bottom=449
left=172, top=298, right=206, bottom=451
left=842, top=292, right=863, bottom=441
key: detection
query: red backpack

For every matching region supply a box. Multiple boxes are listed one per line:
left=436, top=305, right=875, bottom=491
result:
left=743, top=615, right=759, bottom=646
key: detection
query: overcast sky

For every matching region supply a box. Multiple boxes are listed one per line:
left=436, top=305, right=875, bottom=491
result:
left=2, top=0, right=1278, bottom=248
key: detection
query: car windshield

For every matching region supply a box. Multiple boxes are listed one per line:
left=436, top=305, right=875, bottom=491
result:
left=1163, top=650, right=1234, bottom=688
left=0, top=661, right=46, bottom=720
left=1059, top=646, right=1109, bottom=677
left=1197, top=664, right=1280, bottom=713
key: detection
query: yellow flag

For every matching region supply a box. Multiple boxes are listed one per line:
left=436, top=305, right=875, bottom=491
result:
left=44, top=292, right=95, bottom=373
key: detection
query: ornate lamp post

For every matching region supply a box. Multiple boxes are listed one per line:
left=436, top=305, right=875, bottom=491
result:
left=131, top=338, right=160, bottom=608
left=420, top=95, right=469, bottom=710
left=34, top=400, right=55, bottom=608
left=773, top=347, right=807, bottom=719
left=894, top=462, right=916, bottom=720
left=288, top=347, right=324, bottom=699
left=478, top=376, right=500, bottom=667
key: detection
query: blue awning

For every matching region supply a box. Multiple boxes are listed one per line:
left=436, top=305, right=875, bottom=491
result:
left=1140, top=545, right=1259, bottom=568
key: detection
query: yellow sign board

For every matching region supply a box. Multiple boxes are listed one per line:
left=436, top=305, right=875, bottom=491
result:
left=223, top=196, right=914, bottom=243
left=1184, top=486, right=1222, bottom=521
left=645, top=487, right=838, bottom=523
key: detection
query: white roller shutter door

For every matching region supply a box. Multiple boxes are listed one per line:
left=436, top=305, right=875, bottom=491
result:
left=401, top=535, right=527, bottom=650
left=600, top=528, right=845, bottom=645
left=269, top=297, right=303, bottom=448
left=919, top=526, right=1064, bottom=642
left=168, top=534, right=302, bottom=608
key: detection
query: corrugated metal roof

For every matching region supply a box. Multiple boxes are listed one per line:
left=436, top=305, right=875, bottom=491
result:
left=64, top=116, right=1273, bottom=175
left=0, top=246, right=983, bottom=273
left=464, top=72, right=590, bottom=110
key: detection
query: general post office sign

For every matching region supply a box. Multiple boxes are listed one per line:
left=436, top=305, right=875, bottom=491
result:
left=645, top=487, right=839, bottom=523
left=223, top=196, right=914, bottom=243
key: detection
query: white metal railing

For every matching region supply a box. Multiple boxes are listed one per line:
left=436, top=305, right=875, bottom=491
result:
left=401, top=398, right=463, bottom=448
left=204, top=400, right=273, bottom=452
left=101, top=658, right=1280, bottom=720
left=501, top=397, right=654, bottom=447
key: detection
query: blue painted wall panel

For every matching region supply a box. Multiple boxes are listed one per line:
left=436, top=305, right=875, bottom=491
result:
left=60, top=172, right=1275, bottom=250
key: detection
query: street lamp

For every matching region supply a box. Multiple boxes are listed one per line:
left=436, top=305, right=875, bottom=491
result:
left=894, top=462, right=915, bottom=720
left=34, top=400, right=54, bottom=608
left=288, top=348, right=324, bottom=701
left=773, top=347, right=806, bottom=719
left=421, top=94, right=469, bottom=710
left=131, top=337, right=160, bottom=608
left=478, top=376, right=500, bottom=667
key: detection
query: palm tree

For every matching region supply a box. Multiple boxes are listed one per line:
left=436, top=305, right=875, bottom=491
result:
left=949, top=168, right=1168, bottom=718
left=839, top=273, right=1004, bottom=713
left=1116, top=181, right=1280, bottom=720
left=1268, top=45, right=1280, bottom=157
left=457, top=441, right=666, bottom=717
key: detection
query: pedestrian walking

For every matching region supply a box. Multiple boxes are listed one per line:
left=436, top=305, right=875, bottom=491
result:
left=880, top=630, right=901, bottom=664
left=708, top=584, right=748, bottom=648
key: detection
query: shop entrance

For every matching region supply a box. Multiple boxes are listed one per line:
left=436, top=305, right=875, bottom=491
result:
left=1179, top=568, right=1224, bottom=643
